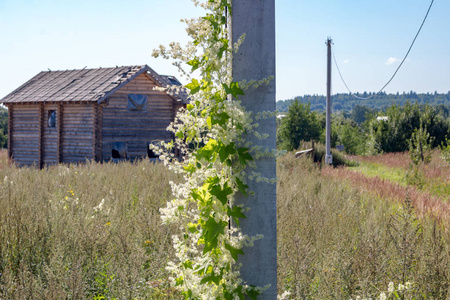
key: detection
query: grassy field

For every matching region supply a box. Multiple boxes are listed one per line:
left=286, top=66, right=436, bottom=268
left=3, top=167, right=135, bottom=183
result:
left=0, top=150, right=181, bottom=299
left=0, top=149, right=449, bottom=299
left=278, top=153, right=449, bottom=299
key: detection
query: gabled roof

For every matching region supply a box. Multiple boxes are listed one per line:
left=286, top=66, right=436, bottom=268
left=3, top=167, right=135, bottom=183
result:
left=0, top=65, right=188, bottom=104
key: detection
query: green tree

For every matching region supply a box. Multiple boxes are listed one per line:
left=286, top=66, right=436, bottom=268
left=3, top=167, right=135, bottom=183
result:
left=409, top=121, right=434, bottom=165
left=367, top=102, right=449, bottom=153
left=351, top=104, right=374, bottom=125
left=277, top=100, right=322, bottom=151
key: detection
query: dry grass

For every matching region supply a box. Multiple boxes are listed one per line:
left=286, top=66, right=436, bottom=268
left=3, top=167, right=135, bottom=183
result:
left=277, top=153, right=450, bottom=299
left=357, top=150, right=450, bottom=183
left=321, top=166, right=450, bottom=222
left=0, top=158, right=181, bottom=299
left=357, top=152, right=411, bottom=169
left=0, top=149, right=9, bottom=168
left=1, top=151, right=449, bottom=299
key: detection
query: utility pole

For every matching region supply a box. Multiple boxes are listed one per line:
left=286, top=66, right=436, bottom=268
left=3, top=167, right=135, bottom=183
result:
left=232, top=1, right=277, bottom=299
left=325, top=37, right=333, bottom=165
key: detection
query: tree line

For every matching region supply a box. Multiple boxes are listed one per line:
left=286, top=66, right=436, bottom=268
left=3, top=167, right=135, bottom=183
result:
left=277, top=91, right=450, bottom=113
left=277, top=100, right=450, bottom=156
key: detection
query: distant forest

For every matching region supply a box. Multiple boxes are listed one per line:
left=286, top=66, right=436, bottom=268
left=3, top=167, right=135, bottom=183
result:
left=277, top=91, right=450, bottom=113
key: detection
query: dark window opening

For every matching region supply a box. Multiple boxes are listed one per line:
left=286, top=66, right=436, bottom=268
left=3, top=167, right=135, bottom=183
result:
left=127, top=94, right=147, bottom=111
left=148, top=141, right=160, bottom=158
left=48, top=110, right=56, bottom=127
left=112, top=142, right=127, bottom=159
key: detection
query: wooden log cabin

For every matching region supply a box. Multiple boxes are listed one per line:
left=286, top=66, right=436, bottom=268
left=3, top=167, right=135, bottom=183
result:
left=0, top=65, right=188, bottom=167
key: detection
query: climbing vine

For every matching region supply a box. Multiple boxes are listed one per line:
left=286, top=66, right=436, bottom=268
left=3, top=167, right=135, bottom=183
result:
left=152, top=0, right=266, bottom=299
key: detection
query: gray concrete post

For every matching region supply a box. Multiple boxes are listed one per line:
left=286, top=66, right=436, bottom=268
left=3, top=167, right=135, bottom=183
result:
left=325, top=38, right=333, bottom=165
left=231, top=1, right=277, bottom=298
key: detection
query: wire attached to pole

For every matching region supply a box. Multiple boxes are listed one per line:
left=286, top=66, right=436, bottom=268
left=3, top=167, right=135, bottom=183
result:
left=334, top=0, right=435, bottom=100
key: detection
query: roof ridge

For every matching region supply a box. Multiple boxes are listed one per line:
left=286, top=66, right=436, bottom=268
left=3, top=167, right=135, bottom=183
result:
left=44, top=65, right=147, bottom=73
left=0, top=65, right=188, bottom=104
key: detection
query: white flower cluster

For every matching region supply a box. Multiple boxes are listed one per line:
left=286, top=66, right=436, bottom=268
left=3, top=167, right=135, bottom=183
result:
left=351, top=281, right=413, bottom=300
left=152, top=0, right=274, bottom=298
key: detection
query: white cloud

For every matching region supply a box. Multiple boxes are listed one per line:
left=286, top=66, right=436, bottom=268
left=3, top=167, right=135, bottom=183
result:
left=385, top=57, right=398, bottom=65
left=343, top=59, right=349, bottom=64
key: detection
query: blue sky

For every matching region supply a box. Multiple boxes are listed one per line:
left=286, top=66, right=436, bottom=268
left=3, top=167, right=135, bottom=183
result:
left=0, top=0, right=448, bottom=101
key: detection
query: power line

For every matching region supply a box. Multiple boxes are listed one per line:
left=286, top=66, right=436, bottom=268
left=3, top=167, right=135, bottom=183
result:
left=333, top=0, right=435, bottom=100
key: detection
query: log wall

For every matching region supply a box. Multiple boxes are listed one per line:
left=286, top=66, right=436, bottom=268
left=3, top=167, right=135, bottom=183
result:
left=6, top=72, right=180, bottom=166
left=61, top=103, right=94, bottom=163
left=101, top=73, right=174, bottom=161
left=43, top=104, right=58, bottom=165
left=9, top=104, right=40, bottom=166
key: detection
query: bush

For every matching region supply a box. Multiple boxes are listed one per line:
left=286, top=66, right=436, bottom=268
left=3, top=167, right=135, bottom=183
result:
left=440, top=138, right=450, bottom=164
left=367, top=102, right=449, bottom=153
left=277, top=100, right=322, bottom=151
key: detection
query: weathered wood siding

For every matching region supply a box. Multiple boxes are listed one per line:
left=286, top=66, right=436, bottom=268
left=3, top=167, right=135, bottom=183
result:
left=61, top=103, right=94, bottom=163
left=101, top=73, right=174, bottom=161
left=6, top=72, right=182, bottom=166
left=43, top=104, right=58, bottom=165
left=9, top=104, right=40, bottom=166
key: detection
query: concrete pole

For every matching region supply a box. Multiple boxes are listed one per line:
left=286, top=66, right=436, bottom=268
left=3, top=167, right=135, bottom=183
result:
left=325, top=37, right=333, bottom=165
left=232, top=1, right=277, bottom=299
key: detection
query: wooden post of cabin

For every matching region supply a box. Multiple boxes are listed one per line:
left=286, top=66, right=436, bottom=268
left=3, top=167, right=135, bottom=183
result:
left=57, top=102, right=63, bottom=164
left=97, top=104, right=103, bottom=162
left=93, top=103, right=98, bottom=161
left=38, top=103, right=44, bottom=168
left=7, top=104, right=13, bottom=160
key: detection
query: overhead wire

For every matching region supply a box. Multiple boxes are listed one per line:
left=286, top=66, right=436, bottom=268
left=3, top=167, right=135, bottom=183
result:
left=333, top=0, right=435, bottom=100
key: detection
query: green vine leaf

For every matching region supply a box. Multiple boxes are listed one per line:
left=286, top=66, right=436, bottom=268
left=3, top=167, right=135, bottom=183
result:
left=176, top=131, right=184, bottom=140
left=211, top=112, right=230, bottom=128
left=200, top=267, right=222, bottom=285
left=218, top=142, right=236, bottom=163
left=195, top=139, right=219, bottom=162
left=222, top=82, right=245, bottom=98
left=202, top=216, right=227, bottom=253
left=237, top=147, right=253, bottom=166
left=247, top=287, right=262, bottom=300
left=225, top=243, right=244, bottom=261
left=187, top=58, right=201, bottom=71
left=186, top=78, right=200, bottom=94
left=182, top=260, right=193, bottom=269
left=227, top=205, right=246, bottom=225
left=186, top=103, right=195, bottom=111
left=235, top=177, right=249, bottom=196
left=184, top=163, right=196, bottom=174
left=175, top=276, right=184, bottom=286
left=187, top=222, right=198, bottom=233
left=210, top=181, right=233, bottom=205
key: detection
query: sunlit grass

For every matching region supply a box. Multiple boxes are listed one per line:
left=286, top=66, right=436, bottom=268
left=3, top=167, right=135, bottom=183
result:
left=349, top=161, right=408, bottom=186
left=0, top=151, right=449, bottom=299
left=278, top=153, right=450, bottom=299
left=350, top=151, right=450, bottom=200
left=0, top=158, right=182, bottom=299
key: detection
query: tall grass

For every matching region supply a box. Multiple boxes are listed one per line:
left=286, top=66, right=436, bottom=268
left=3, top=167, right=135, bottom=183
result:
left=277, top=153, right=450, bottom=299
left=1, top=150, right=449, bottom=299
left=354, top=150, right=450, bottom=202
left=0, top=157, right=181, bottom=299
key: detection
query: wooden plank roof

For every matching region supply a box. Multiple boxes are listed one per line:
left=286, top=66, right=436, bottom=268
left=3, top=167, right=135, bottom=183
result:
left=0, top=65, right=188, bottom=104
